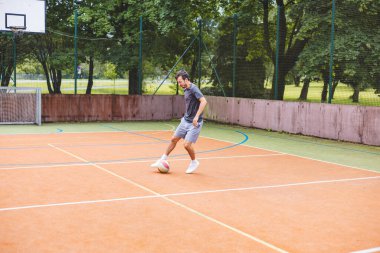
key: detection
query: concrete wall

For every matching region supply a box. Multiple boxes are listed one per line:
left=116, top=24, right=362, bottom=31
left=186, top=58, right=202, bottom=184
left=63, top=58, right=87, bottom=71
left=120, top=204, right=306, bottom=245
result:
left=42, top=95, right=184, bottom=122
left=41, top=94, right=379, bottom=146
left=204, top=96, right=380, bottom=146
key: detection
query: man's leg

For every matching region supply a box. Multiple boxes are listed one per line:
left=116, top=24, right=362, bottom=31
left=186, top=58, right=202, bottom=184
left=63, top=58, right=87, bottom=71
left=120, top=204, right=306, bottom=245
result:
left=184, top=140, right=200, bottom=174
left=165, top=136, right=181, bottom=156
left=183, top=140, right=195, bottom=160
left=150, top=136, right=181, bottom=167
left=183, top=122, right=203, bottom=174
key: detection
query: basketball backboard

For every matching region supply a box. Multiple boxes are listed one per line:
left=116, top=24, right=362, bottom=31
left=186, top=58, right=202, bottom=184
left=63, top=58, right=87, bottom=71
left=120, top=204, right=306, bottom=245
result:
left=0, top=0, right=46, bottom=33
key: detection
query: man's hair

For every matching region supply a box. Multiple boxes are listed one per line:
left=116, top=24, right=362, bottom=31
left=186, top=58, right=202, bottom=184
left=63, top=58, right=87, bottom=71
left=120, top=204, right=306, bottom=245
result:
left=175, top=69, right=190, bottom=81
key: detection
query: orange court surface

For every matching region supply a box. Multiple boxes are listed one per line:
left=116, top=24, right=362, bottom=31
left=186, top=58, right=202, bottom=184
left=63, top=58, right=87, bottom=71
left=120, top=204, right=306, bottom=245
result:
left=1, top=129, right=379, bottom=253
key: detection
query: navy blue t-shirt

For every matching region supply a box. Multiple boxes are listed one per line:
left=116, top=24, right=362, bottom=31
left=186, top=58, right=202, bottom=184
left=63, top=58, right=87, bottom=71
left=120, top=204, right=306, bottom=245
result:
left=183, top=83, right=204, bottom=123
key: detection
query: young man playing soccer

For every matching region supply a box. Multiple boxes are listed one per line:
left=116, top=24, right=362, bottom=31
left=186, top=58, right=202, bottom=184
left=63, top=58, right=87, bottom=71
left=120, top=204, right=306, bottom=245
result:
left=151, top=70, right=207, bottom=174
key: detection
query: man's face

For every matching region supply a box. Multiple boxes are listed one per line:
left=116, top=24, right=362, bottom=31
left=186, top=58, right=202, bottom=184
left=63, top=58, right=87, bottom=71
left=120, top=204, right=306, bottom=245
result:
left=177, top=76, right=189, bottom=88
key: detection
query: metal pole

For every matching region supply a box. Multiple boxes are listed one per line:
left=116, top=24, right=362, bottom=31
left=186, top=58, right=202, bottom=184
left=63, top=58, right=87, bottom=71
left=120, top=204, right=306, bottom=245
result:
left=138, top=16, right=143, bottom=95
left=153, top=36, right=198, bottom=95
left=274, top=5, right=281, bottom=100
left=198, top=18, right=202, bottom=88
left=74, top=1, right=78, bottom=94
left=13, top=33, right=16, bottom=87
left=328, top=0, right=336, bottom=104
left=232, top=14, right=237, bottom=97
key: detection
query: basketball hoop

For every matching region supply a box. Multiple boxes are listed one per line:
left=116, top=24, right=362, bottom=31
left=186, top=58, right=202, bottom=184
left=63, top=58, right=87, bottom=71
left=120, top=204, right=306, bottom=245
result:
left=9, top=26, right=26, bottom=37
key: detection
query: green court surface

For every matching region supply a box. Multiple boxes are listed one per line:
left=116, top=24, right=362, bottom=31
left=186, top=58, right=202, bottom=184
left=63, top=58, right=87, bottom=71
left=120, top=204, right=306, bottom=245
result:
left=1, top=120, right=379, bottom=173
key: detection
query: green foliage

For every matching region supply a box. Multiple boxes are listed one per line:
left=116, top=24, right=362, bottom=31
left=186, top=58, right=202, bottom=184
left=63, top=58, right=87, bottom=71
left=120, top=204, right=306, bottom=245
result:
left=103, top=62, right=117, bottom=80
left=0, top=0, right=377, bottom=105
left=18, top=58, right=44, bottom=74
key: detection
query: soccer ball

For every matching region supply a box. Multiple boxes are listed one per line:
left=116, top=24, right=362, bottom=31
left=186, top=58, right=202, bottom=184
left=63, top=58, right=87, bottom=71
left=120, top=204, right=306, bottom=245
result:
left=157, top=160, right=170, bottom=173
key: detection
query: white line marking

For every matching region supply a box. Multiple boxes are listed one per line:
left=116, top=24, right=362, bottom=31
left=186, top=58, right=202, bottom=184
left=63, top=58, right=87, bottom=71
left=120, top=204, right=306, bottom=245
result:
left=45, top=143, right=288, bottom=253
left=351, top=247, right=380, bottom=253
left=0, top=195, right=160, bottom=211
left=0, top=129, right=173, bottom=136
left=162, top=176, right=380, bottom=197
left=2, top=175, right=379, bottom=212
left=0, top=153, right=285, bottom=171
left=200, top=135, right=380, bottom=174
left=4, top=128, right=377, bottom=174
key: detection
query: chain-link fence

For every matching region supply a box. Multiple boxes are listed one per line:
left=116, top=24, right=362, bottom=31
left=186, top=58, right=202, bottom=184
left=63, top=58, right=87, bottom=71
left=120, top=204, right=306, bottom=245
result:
left=0, top=1, right=379, bottom=106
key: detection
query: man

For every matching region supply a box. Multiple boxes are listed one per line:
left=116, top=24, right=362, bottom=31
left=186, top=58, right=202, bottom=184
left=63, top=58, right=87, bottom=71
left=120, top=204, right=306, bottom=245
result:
left=151, top=70, right=207, bottom=174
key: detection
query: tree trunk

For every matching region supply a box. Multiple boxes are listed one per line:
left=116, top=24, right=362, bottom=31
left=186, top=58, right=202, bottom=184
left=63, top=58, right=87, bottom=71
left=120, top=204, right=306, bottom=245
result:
left=263, top=0, right=309, bottom=100
left=294, top=75, right=301, bottom=87
left=299, top=78, right=310, bottom=100
left=49, top=68, right=61, bottom=94
left=331, top=80, right=339, bottom=99
left=41, top=61, right=53, bottom=94
left=57, top=70, right=62, bottom=93
left=128, top=67, right=138, bottom=95
left=272, top=70, right=286, bottom=100
left=352, top=84, right=360, bottom=103
left=86, top=56, right=94, bottom=94
left=321, top=70, right=329, bottom=103
left=1, top=62, right=13, bottom=87
left=374, top=73, right=380, bottom=94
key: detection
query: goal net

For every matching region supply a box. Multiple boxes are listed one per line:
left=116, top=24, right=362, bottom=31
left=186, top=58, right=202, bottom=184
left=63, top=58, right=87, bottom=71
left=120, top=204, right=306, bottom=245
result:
left=0, top=87, right=42, bottom=125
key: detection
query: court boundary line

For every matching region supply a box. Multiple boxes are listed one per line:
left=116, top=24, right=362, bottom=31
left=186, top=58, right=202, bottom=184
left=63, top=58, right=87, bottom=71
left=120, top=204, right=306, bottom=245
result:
left=351, top=247, right=380, bottom=253
left=0, top=140, right=169, bottom=150
left=0, top=153, right=285, bottom=171
left=2, top=175, right=379, bottom=212
left=45, top=143, right=289, bottom=253
left=0, top=128, right=377, bottom=252
left=0, top=129, right=174, bottom=136
left=200, top=135, right=380, bottom=174
left=1, top=129, right=378, bottom=174
left=0, top=131, right=250, bottom=168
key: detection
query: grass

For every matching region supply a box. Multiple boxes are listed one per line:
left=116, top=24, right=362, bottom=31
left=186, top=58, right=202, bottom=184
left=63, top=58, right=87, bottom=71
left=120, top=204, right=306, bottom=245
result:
left=15, top=79, right=178, bottom=95
left=12, top=79, right=380, bottom=106
left=282, top=81, right=380, bottom=106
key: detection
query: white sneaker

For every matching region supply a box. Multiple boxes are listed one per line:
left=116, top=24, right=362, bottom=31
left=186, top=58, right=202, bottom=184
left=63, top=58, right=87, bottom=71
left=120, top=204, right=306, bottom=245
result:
left=186, top=160, right=200, bottom=174
left=150, top=159, right=162, bottom=167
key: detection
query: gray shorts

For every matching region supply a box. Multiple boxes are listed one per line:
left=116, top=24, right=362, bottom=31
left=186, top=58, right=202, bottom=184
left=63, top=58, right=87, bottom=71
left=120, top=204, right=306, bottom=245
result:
left=174, top=118, right=203, bottom=143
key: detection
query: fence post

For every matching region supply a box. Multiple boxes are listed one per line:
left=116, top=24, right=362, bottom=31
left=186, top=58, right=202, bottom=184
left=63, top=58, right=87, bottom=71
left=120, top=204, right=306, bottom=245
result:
left=12, top=33, right=16, bottom=87
left=138, top=16, right=143, bottom=95
left=197, top=17, right=202, bottom=88
left=274, top=5, right=281, bottom=100
left=74, top=0, right=78, bottom=95
left=328, top=0, right=336, bottom=103
left=232, top=14, right=237, bottom=97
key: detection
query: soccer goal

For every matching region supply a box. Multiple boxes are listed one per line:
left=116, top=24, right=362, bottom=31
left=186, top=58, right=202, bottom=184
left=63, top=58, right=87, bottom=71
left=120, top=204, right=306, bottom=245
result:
left=0, top=87, right=42, bottom=125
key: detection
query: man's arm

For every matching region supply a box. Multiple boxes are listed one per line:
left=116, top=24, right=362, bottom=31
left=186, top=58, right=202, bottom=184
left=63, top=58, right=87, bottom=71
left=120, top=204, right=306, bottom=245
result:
left=193, top=97, right=207, bottom=127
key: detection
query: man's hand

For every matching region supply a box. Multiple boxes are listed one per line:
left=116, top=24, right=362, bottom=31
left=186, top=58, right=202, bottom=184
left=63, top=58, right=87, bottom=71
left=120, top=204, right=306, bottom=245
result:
left=193, top=97, right=207, bottom=127
left=193, top=116, right=199, bottom=127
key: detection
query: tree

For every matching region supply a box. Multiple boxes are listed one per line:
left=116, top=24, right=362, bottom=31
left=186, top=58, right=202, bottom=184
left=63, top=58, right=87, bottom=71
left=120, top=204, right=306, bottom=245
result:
left=210, top=14, right=267, bottom=98
left=296, top=0, right=380, bottom=103
left=262, top=0, right=328, bottom=100
left=33, top=33, right=75, bottom=94
left=334, top=0, right=380, bottom=102
left=0, top=35, right=14, bottom=87
left=1, top=32, right=34, bottom=87
left=28, top=0, right=76, bottom=94
left=104, top=62, right=118, bottom=92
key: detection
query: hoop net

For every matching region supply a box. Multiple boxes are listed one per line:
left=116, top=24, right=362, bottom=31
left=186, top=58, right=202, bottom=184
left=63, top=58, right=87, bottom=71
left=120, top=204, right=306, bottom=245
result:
left=9, top=26, right=26, bottom=36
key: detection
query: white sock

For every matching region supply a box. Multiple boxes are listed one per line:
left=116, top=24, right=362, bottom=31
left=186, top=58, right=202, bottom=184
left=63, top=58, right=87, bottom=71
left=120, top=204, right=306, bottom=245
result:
left=161, top=154, right=168, bottom=160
